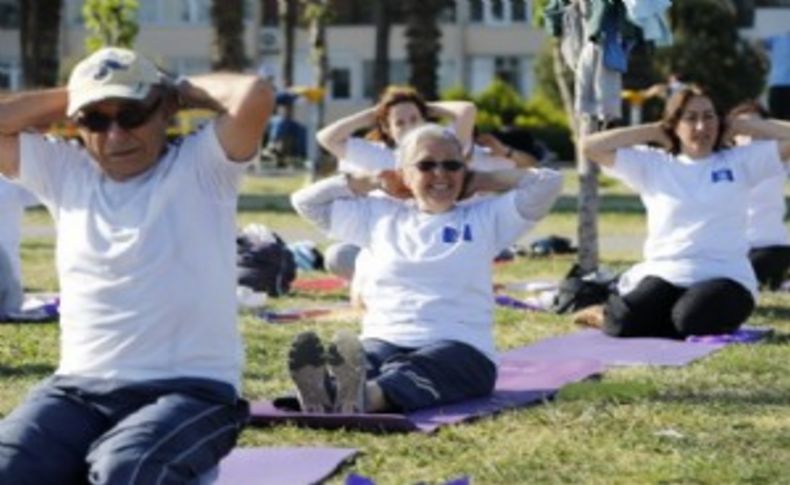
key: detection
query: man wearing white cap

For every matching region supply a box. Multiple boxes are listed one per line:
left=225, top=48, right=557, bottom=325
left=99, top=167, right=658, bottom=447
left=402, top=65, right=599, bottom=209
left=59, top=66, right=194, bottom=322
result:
left=0, top=47, right=273, bottom=483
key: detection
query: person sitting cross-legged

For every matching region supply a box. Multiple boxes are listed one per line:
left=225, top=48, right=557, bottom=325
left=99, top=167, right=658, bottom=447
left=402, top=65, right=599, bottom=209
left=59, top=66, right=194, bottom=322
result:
left=580, top=85, right=790, bottom=338
left=0, top=47, right=273, bottom=484
left=289, top=124, right=562, bottom=413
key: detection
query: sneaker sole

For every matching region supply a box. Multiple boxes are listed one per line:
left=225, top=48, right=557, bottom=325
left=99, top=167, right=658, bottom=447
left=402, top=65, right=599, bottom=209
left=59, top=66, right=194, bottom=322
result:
left=288, top=332, right=332, bottom=413
left=327, top=330, right=366, bottom=414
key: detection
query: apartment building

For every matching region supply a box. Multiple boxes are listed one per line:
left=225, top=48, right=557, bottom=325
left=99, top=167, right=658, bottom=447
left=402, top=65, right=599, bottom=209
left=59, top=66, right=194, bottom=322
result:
left=0, top=0, right=545, bottom=121
left=2, top=1, right=790, bottom=122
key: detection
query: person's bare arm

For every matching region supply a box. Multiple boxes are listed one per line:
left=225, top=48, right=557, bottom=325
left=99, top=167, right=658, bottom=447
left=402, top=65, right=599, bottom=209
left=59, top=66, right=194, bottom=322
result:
left=728, top=117, right=790, bottom=161
left=428, top=100, right=477, bottom=152
left=582, top=122, right=670, bottom=167
left=316, top=107, right=377, bottom=159
left=465, top=168, right=563, bottom=221
left=177, top=73, right=274, bottom=162
left=0, top=89, right=68, bottom=178
left=476, top=133, right=538, bottom=168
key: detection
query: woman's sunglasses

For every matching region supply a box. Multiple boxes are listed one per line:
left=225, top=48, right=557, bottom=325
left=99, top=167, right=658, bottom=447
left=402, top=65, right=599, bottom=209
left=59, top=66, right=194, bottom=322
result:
left=413, top=159, right=465, bottom=173
left=75, top=97, right=163, bottom=133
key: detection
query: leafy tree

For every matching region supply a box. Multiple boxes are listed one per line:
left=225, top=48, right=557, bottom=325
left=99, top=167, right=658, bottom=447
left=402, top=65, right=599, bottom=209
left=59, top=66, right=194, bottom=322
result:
left=19, top=0, right=63, bottom=87
left=211, top=0, right=247, bottom=71
left=656, top=0, right=766, bottom=112
left=441, top=80, right=573, bottom=159
left=82, top=0, right=139, bottom=53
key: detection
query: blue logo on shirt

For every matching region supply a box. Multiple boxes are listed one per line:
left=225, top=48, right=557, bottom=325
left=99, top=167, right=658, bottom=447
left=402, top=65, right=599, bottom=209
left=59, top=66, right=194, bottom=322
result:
left=442, top=224, right=473, bottom=243
left=711, top=168, right=734, bottom=183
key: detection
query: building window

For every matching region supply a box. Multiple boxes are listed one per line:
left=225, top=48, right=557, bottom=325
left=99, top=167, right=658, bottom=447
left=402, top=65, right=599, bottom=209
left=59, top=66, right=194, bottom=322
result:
left=362, top=60, right=409, bottom=99
left=495, top=56, right=521, bottom=90
left=169, top=58, right=212, bottom=76
left=469, top=0, right=484, bottom=22
left=261, top=0, right=277, bottom=26
left=0, top=0, right=20, bottom=28
left=138, top=0, right=161, bottom=24
left=0, top=60, right=21, bottom=91
left=330, top=68, right=352, bottom=100
left=513, top=0, right=529, bottom=22
left=467, top=0, right=530, bottom=24
left=180, top=0, right=210, bottom=24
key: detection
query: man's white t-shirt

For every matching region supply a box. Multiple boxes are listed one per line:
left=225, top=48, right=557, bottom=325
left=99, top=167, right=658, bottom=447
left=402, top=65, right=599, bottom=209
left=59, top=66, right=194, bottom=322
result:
left=0, top=177, right=37, bottom=281
left=607, top=142, right=784, bottom=298
left=18, top=123, right=248, bottom=391
left=747, top=169, right=789, bottom=248
left=328, top=193, right=536, bottom=363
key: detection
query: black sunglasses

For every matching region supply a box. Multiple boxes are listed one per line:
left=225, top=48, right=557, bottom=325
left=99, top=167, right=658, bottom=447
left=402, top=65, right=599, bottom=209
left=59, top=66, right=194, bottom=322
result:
left=75, top=97, right=163, bottom=133
left=413, top=159, right=465, bottom=173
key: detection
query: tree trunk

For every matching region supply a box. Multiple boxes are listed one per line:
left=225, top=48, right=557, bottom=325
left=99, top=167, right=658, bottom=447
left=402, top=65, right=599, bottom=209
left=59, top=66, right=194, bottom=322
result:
left=305, top=0, right=329, bottom=180
left=19, top=0, right=62, bottom=88
left=278, top=0, right=297, bottom=87
left=551, top=41, right=576, bottom=135
left=372, top=0, right=391, bottom=98
left=404, top=0, right=442, bottom=100
left=552, top=39, right=599, bottom=272
left=211, top=0, right=247, bottom=71
left=576, top=116, right=600, bottom=273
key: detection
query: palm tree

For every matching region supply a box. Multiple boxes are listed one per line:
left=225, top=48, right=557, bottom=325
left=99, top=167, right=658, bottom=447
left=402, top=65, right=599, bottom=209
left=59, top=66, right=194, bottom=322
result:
left=372, top=0, right=393, bottom=98
left=403, top=0, right=445, bottom=100
left=19, top=0, right=63, bottom=88
left=278, top=0, right=299, bottom=87
left=211, top=0, right=247, bottom=71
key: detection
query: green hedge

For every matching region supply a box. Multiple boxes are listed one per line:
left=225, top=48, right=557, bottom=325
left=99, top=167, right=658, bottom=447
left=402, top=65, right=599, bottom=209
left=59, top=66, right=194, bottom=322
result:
left=442, top=79, right=574, bottom=161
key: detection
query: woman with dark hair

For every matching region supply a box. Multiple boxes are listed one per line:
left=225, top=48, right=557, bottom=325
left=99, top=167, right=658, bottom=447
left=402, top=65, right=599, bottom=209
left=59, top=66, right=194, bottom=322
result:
left=728, top=100, right=790, bottom=290
left=580, top=86, right=790, bottom=338
left=317, top=85, right=477, bottom=173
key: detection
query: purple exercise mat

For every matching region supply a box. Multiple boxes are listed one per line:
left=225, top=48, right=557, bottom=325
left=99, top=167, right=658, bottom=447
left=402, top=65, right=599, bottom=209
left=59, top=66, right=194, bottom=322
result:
left=249, top=357, right=603, bottom=433
left=503, top=328, right=772, bottom=367
left=215, top=447, right=357, bottom=485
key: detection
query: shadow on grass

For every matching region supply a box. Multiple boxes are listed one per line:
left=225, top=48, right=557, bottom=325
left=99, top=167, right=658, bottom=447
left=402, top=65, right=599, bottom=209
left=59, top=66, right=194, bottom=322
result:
left=553, top=194, right=645, bottom=215
left=238, top=194, right=294, bottom=213
left=0, top=363, right=54, bottom=378
left=754, top=304, right=790, bottom=322
left=653, top=389, right=790, bottom=406
left=763, top=332, right=790, bottom=345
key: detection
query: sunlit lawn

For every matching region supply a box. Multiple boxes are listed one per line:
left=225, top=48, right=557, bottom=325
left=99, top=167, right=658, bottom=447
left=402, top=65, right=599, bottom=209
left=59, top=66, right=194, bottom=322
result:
left=5, top=169, right=789, bottom=484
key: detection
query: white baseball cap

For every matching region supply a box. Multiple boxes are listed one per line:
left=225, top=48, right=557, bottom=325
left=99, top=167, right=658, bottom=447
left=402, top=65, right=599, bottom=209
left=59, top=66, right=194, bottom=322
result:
left=67, top=47, right=162, bottom=116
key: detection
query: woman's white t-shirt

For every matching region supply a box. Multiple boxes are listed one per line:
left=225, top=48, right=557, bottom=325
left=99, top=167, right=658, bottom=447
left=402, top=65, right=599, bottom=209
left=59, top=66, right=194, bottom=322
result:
left=607, top=141, right=784, bottom=298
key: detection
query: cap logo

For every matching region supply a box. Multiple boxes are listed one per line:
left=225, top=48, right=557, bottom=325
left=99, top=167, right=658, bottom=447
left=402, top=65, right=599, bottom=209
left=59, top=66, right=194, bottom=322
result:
left=94, top=59, right=130, bottom=80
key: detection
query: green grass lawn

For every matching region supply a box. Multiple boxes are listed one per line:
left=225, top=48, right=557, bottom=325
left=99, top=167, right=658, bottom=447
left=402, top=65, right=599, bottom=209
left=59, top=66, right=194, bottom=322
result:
left=6, top=170, right=790, bottom=484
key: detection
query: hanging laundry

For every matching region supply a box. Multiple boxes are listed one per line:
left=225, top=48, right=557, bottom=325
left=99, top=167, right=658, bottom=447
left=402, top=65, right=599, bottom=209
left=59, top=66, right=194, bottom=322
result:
left=622, top=0, right=673, bottom=47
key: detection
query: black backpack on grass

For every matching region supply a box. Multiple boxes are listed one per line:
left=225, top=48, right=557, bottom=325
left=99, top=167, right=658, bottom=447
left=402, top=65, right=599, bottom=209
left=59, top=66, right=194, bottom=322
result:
left=551, top=263, right=616, bottom=314
left=237, top=232, right=296, bottom=297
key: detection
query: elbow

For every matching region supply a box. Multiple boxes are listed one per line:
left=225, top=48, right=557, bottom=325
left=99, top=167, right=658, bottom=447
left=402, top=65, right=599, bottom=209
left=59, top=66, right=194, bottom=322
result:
left=581, top=138, right=596, bottom=162
left=290, top=190, right=307, bottom=218
left=316, top=127, right=345, bottom=158
left=256, top=78, right=276, bottom=115
left=316, top=126, right=333, bottom=150
left=544, top=169, right=564, bottom=203
left=461, top=101, right=477, bottom=119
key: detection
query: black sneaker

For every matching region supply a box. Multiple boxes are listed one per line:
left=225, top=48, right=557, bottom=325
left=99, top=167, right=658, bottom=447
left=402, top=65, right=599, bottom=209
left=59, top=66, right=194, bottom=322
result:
left=326, top=330, right=366, bottom=414
left=288, top=331, right=333, bottom=413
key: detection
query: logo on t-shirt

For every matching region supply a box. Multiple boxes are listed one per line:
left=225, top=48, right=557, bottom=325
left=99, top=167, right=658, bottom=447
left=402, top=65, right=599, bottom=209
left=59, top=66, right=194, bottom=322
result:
left=442, top=224, right=473, bottom=243
left=711, top=168, right=734, bottom=183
